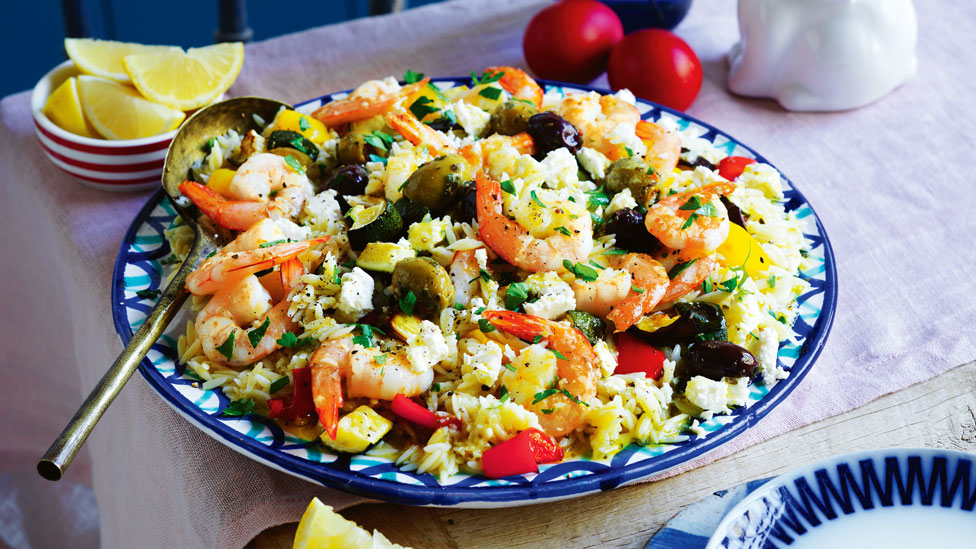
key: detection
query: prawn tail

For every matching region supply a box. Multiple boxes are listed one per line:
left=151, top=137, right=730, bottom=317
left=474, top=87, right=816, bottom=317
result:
left=387, top=111, right=455, bottom=155
left=314, top=78, right=430, bottom=127
left=482, top=310, right=554, bottom=341
left=279, top=257, right=306, bottom=291
left=509, top=132, right=536, bottom=157
left=310, top=348, right=343, bottom=441
left=178, top=180, right=265, bottom=232
left=485, top=66, right=543, bottom=109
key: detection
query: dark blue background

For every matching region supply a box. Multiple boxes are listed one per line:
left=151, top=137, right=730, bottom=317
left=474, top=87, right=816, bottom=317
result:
left=2, top=0, right=442, bottom=99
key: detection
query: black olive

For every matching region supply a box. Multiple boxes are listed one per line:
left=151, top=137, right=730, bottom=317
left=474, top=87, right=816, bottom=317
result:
left=721, top=196, right=746, bottom=228
left=425, top=117, right=462, bottom=133
left=455, top=180, right=477, bottom=223
left=678, top=147, right=716, bottom=170
left=687, top=340, right=758, bottom=380
left=324, top=165, right=369, bottom=210
left=631, top=302, right=727, bottom=347
left=527, top=112, right=582, bottom=158
left=604, top=208, right=663, bottom=255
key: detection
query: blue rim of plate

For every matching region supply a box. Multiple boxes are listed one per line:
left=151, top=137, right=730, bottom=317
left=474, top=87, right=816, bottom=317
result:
left=705, top=448, right=976, bottom=548
left=111, top=77, right=837, bottom=507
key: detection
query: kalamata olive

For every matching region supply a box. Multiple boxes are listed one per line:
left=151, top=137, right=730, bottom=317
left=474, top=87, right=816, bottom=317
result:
left=324, top=165, right=368, bottom=210
left=678, top=147, right=716, bottom=170
left=687, top=340, right=758, bottom=380
left=455, top=180, right=477, bottom=223
left=527, top=112, right=582, bottom=158
left=604, top=208, right=663, bottom=255
left=633, top=302, right=726, bottom=347
left=721, top=196, right=746, bottom=228
left=487, top=100, right=539, bottom=136
left=426, top=117, right=462, bottom=133
left=605, top=157, right=654, bottom=203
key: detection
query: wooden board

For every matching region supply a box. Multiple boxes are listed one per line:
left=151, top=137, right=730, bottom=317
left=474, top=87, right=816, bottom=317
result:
left=249, top=360, right=976, bottom=548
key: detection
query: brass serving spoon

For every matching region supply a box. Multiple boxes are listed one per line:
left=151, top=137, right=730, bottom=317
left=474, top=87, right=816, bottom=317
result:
left=38, top=97, right=292, bottom=481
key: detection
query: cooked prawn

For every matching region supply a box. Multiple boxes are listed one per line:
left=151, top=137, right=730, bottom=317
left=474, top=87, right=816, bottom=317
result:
left=312, top=78, right=430, bottom=127
left=310, top=335, right=434, bottom=439
left=476, top=172, right=592, bottom=272
left=658, top=254, right=719, bottom=304
left=387, top=111, right=535, bottom=169
left=644, top=181, right=735, bottom=259
left=179, top=153, right=314, bottom=231
left=483, top=310, right=598, bottom=438
left=186, top=238, right=326, bottom=296
left=558, top=93, right=642, bottom=160
left=604, top=253, right=669, bottom=332
left=483, top=66, right=544, bottom=109
left=449, top=249, right=481, bottom=307
left=635, top=120, right=682, bottom=181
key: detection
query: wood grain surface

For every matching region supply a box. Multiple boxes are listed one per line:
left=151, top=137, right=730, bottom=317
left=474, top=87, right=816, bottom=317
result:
left=248, top=360, right=976, bottom=548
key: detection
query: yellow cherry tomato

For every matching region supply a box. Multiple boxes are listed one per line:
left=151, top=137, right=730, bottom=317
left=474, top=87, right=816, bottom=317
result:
left=206, top=168, right=237, bottom=196
left=715, top=223, right=771, bottom=277
left=405, top=83, right=448, bottom=123
left=274, top=110, right=329, bottom=144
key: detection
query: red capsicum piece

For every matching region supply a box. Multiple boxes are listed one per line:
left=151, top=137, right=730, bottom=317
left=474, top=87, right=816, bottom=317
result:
left=614, top=332, right=666, bottom=380
left=391, top=394, right=462, bottom=431
left=717, top=156, right=756, bottom=181
left=482, top=428, right=564, bottom=479
left=267, top=367, right=314, bottom=422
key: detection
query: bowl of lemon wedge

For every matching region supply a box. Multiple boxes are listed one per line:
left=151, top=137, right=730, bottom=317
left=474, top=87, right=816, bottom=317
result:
left=31, top=39, right=244, bottom=191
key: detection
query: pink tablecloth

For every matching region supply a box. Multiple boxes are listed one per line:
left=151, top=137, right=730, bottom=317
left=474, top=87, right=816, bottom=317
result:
left=2, top=0, right=975, bottom=547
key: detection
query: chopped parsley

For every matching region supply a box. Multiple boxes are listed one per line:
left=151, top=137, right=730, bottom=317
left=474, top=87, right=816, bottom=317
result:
left=399, top=290, right=417, bottom=316
left=135, top=288, right=160, bottom=300
left=268, top=375, right=289, bottom=394
left=352, top=324, right=384, bottom=348
left=554, top=226, right=572, bottom=237
left=586, top=186, right=611, bottom=208
left=470, top=70, right=504, bottom=86
left=541, top=408, right=555, bottom=414
left=563, top=260, right=599, bottom=282
left=531, top=335, right=543, bottom=344
left=259, top=239, right=288, bottom=248
left=403, top=69, right=424, bottom=84
left=499, top=385, right=510, bottom=403
left=364, top=130, right=394, bottom=151
left=679, top=195, right=703, bottom=211
left=216, top=330, right=235, bottom=360
left=247, top=316, right=271, bottom=348
left=375, top=353, right=388, bottom=365
left=477, top=268, right=494, bottom=283
left=769, top=310, right=787, bottom=324
left=667, top=258, right=699, bottom=279
left=222, top=398, right=255, bottom=417
left=646, top=165, right=658, bottom=176
left=277, top=331, right=313, bottom=349
left=298, top=116, right=310, bottom=132
left=431, top=383, right=441, bottom=392
left=588, top=260, right=605, bottom=270
left=368, top=153, right=388, bottom=166
left=532, top=388, right=560, bottom=404
left=504, top=282, right=530, bottom=311
left=601, top=248, right=628, bottom=256
left=426, top=82, right=448, bottom=102
left=549, top=348, right=568, bottom=360
left=767, top=275, right=777, bottom=289
left=624, top=146, right=634, bottom=158
left=160, top=254, right=180, bottom=265
left=478, top=318, right=497, bottom=333
left=283, top=155, right=305, bottom=174
left=474, top=306, right=487, bottom=314
left=289, top=137, right=309, bottom=155
left=453, top=302, right=465, bottom=311
left=631, top=285, right=645, bottom=294
left=478, top=86, right=502, bottom=101
left=530, top=190, right=546, bottom=208
left=503, top=363, right=517, bottom=373
left=409, top=96, right=440, bottom=120
left=702, top=279, right=714, bottom=293
left=500, top=179, right=516, bottom=195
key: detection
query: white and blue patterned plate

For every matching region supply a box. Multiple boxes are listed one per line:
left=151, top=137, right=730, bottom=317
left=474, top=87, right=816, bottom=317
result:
left=704, top=448, right=976, bottom=548
left=111, top=78, right=837, bottom=507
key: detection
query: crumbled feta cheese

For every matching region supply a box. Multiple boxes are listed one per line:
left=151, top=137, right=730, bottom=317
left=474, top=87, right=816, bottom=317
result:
left=540, top=148, right=580, bottom=189
left=462, top=340, right=504, bottom=387
left=522, top=272, right=576, bottom=320
left=406, top=320, right=450, bottom=373
left=453, top=100, right=491, bottom=138
left=606, top=123, right=647, bottom=157
left=337, top=267, right=374, bottom=320
left=685, top=376, right=745, bottom=418
left=613, top=88, right=637, bottom=105
left=737, top=162, right=784, bottom=199
left=605, top=188, right=638, bottom=217
left=593, top=340, right=618, bottom=378
left=576, top=147, right=611, bottom=180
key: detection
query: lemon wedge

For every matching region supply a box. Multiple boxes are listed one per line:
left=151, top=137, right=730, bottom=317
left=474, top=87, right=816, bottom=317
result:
left=124, top=42, right=244, bottom=111
left=65, top=38, right=180, bottom=83
left=76, top=76, right=185, bottom=140
left=293, top=498, right=408, bottom=549
left=43, top=76, right=99, bottom=138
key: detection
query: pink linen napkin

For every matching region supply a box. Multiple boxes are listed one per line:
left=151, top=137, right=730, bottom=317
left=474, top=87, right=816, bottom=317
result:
left=1, top=0, right=975, bottom=547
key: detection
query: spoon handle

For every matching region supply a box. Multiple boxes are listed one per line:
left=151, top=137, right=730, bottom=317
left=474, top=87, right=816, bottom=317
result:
left=37, top=224, right=215, bottom=481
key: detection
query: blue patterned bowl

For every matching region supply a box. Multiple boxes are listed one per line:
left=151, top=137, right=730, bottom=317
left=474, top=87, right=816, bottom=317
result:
left=707, top=448, right=976, bottom=548
left=111, top=78, right=837, bottom=507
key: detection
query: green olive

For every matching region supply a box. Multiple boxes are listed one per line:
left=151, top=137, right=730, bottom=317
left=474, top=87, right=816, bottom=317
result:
left=400, top=154, right=471, bottom=215
left=391, top=257, right=455, bottom=317
left=486, top=100, right=539, bottom=136
left=338, top=130, right=384, bottom=165
left=605, top=157, right=654, bottom=203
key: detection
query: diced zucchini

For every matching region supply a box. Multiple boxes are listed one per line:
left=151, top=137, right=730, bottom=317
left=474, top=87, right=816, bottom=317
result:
left=319, top=405, right=392, bottom=453
left=347, top=199, right=404, bottom=250
left=357, top=241, right=416, bottom=273
left=267, top=130, right=318, bottom=162
left=394, top=197, right=429, bottom=226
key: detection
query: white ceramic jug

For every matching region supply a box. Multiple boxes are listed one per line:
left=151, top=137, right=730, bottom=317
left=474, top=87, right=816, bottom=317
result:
left=727, top=0, right=917, bottom=111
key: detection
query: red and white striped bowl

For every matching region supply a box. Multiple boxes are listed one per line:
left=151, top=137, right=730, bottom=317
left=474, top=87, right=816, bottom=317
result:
left=30, top=60, right=176, bottom=192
